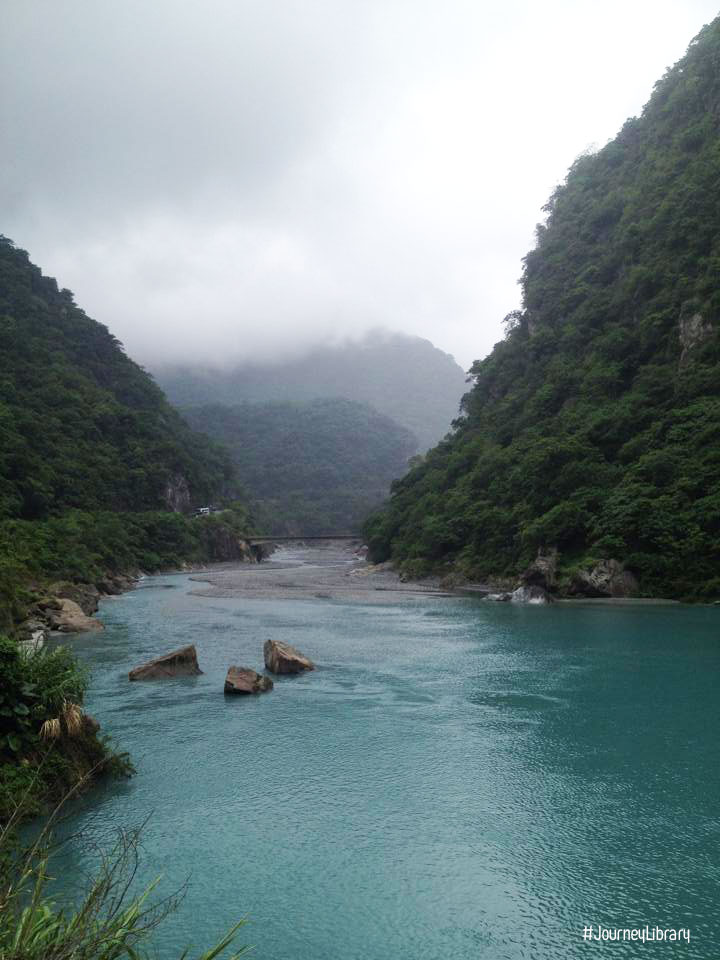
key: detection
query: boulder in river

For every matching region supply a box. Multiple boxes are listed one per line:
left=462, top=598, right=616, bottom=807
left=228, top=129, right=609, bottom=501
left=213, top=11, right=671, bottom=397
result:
left=263, top=638, right=315, bottom=674
left=224, top=667, right=273, bottom=695
left=129, top=644, right=203, bottom=680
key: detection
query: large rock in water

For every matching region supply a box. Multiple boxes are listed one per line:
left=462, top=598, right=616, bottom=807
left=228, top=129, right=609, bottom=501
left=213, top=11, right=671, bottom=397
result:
left=511, top=585, right=553, bottom=604
left=224, top=667, right=273, bottom=694
left=129, top=645, right=202, bottom=680
left=263, top=639, right=315, bottom=675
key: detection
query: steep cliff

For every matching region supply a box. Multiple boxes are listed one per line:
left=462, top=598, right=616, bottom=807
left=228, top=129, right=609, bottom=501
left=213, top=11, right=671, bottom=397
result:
left=365, top=18, right=720, bottom=599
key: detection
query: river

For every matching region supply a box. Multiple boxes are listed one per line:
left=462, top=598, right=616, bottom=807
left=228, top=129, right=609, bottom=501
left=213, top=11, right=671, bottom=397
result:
left=53, top=545, right=720, bottom=959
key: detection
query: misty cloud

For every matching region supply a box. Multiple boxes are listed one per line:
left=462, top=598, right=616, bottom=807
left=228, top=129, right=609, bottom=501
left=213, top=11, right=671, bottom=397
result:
left=2, top=0, right=717, bottom=368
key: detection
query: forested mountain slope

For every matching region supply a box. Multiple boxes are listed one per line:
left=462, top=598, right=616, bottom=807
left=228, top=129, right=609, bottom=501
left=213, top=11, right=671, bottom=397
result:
left=0, top=238, right=250, bottom=631
left=184, top=399, right=417, bottom=535
left=365, top=18, right=720, bottom=599
left=156, top=332, right=466, bottom=452
left=0, top=237, right=233, bottom=520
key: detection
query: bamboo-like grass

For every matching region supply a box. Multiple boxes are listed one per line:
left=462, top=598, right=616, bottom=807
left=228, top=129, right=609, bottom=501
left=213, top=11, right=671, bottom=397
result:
left=0, top=779, right=249, bottom=960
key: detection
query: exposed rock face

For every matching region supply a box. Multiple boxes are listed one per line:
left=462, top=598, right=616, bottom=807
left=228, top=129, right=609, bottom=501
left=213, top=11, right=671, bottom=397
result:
left=263, top=639, right=315, bottom=675
left=40, top=598, right=104, bottom=633
left=202, top=527, right=256, bottom=563
left=570, top=559, right=638, bottom=598
left=511, top=584, right=553, bottom=604
left=96, top=573, right=137, bottom=596
left=163, top=473, right=191, bottom=513
left=50, top=581, right=101, bottom=615
left=679, top=305, right=713, bottom=366
left=224, top=667, right=273, bottom=694
left=129, top=644, right=202, bottom=680
left=520, top=549, right=558, bottom=591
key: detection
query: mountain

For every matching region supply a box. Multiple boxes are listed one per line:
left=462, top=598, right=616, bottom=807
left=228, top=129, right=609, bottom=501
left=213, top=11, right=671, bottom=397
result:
left=0, top=236, right=236, bottom=520
left=183, top=399, right=418, bottom=535
left=155, top=331, right=467, bottom=452
left=364, top=18, right=720, bottom=600
left=0, top=237, right=251, bottom=630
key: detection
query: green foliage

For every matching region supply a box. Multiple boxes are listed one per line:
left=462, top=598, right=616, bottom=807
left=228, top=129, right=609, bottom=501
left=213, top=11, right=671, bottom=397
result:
left=184, top=399, right=417, bottom=535
left=0, top=636, right=133, bottom=822
left=0, top=236, right=235, bottom=521
left=365, top=18, right=720, bottom=599
left=0, top=506, right=254, bottom=629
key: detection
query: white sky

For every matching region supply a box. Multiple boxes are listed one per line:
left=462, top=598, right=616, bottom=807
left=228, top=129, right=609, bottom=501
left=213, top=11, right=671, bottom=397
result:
left=2, top=0, right=718, bottom=370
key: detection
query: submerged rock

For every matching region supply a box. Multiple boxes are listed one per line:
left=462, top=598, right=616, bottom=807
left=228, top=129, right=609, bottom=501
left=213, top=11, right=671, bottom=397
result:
left=570, top=560, right=638, bottom=598
left=129, top=644, right=203, bottom=680
left=224, top=667, right=273, bottom=695
left=263, top=638, right=315, bottom=675
left=511, top=585, right=553, bottom=604
left=485, top=592, right=512, bottom=602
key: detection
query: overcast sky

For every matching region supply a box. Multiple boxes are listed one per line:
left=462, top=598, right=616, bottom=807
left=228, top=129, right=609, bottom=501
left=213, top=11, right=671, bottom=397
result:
left=2, top=1, right=718, bottom=371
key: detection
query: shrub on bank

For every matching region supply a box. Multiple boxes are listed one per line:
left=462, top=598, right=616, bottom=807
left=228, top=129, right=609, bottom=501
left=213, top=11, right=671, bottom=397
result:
left=0, top=636, right=131, bottom=822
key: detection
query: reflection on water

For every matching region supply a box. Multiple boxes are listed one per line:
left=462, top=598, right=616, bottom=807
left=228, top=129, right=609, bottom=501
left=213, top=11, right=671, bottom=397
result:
left=51, top=560, right=720, bottom=959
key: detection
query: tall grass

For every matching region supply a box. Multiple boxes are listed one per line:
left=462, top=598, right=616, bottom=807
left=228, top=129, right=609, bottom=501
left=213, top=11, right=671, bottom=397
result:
left=0, top=790, right=249, bottom=960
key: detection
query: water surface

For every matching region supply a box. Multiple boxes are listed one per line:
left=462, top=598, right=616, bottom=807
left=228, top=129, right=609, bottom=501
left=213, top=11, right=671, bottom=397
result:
left=55, top=550, right=720, bottom=958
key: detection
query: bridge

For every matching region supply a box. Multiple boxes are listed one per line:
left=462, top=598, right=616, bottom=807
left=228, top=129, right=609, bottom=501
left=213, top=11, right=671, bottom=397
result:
left=247, top=534, right=360, bottom=544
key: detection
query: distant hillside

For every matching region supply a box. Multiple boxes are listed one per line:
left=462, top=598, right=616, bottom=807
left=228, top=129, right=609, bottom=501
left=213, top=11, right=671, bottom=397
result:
left=184, top=399, right=418, bottom=535
left=364, top=18, right=720, bottom=600
left=155, top=332, right=466, bottom=452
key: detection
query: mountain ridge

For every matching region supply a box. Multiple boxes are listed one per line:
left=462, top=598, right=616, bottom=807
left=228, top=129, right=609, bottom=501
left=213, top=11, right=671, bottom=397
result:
left=155, top=331, right=467, bottom=453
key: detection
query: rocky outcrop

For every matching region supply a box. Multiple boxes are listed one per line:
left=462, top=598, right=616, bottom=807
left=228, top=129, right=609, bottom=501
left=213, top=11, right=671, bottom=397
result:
left=519, top=549, right=558, bottom=592
left=129, top=644, right=202, bottom=680
left=511, top=584, right=553, bottom=604
left=163, top=473, right=191, bottom=513
left=49, top=581, right=102, bottom=616
left=40, top=598, right=104, bottom=633
left=96, top=573, right=138, bottom=596
left=679, top=304, right=713, bottom=367
left=263, top=639, right=315, bottom=675
left=570, top=559, right=638, bottom=598
left=224, top=667, right=273, bottom=694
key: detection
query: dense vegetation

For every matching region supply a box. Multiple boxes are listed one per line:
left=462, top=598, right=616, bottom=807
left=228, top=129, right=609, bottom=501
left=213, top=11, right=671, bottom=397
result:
left=365, top=18, right=720, bottom=600
left=0, top=636, right=131, bottom=821
left=0, top=237, right=235, bottom=521
left=184, top=399, right=417, bottom=535
left=156, top=331, right=466, bottom=452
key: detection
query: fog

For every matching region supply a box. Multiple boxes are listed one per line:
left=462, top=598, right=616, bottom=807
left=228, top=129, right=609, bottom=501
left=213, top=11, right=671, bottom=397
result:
left=1, top=0, right=717, bottom=370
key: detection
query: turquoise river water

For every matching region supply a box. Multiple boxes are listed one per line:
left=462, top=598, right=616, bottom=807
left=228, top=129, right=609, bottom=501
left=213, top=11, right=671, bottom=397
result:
left=53, top=551, right=720, bottom=959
